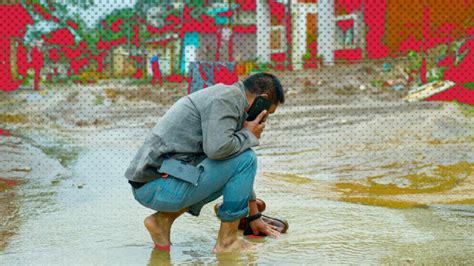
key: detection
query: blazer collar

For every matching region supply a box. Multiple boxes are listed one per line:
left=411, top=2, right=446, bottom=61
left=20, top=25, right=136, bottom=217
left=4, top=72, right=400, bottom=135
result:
left=234, top=81, right=250, bottom=110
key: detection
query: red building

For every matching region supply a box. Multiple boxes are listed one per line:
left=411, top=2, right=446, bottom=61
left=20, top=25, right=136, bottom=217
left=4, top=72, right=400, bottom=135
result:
left=0, top=3, right=34, bottom=91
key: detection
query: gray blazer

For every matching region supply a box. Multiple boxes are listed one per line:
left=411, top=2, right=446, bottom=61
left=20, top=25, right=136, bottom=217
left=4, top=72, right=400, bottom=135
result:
left=125, top=81, right=259, bottom=196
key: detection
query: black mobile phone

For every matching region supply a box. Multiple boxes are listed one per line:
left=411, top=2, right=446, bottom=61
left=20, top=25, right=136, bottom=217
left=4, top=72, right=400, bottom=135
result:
left=246, top=96, right=272, bottom=122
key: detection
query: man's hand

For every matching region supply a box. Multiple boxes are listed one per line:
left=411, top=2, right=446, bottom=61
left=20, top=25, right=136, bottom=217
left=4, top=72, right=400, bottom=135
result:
left=249, top=217, right=281, bottom=238
left=243, top=110, right=267, bottom=139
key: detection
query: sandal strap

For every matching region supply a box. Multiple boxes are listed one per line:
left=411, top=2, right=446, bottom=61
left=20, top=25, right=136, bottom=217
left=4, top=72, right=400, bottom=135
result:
left=247, top=212, right=262, bottom=223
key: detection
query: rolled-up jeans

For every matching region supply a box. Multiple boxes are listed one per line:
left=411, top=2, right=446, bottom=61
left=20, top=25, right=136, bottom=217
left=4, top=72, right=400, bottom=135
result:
left=132, top=149, right=257, bottom=222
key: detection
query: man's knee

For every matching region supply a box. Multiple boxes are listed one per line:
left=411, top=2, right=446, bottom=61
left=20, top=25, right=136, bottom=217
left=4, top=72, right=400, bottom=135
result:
left=238, top=149, right=257, bottom=168
left=232, top=150, right=257, bottom=184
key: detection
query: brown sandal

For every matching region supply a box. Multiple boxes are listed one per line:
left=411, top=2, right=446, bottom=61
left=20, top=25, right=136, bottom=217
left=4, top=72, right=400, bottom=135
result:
left=242, top=212, right=289, bottom=237
left=214, top=198, right=266, bottom=229
left=213, top=199, right=288, bottom=234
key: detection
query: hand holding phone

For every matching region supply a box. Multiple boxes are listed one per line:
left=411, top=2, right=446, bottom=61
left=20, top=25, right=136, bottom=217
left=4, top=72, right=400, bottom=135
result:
left=246, top=96, right=272, bottom=123
left=243, top=110, right=267, bottom=139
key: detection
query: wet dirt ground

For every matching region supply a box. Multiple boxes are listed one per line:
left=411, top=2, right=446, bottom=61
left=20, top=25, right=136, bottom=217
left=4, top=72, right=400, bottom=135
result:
left=1, top=65, right=473, bottom=264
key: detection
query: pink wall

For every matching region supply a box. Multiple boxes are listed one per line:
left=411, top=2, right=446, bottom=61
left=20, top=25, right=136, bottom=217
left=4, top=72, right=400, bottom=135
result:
left=0, top=1, right=473, bottom=104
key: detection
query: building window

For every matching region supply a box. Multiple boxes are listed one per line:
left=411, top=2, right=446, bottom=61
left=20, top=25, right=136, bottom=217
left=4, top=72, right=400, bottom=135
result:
left=270, top=25, right=285, bottom=53
left=335, top=15, right=358, bottom=50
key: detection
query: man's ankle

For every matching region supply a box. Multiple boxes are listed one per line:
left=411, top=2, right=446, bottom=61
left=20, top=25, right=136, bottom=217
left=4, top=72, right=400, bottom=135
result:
left=217, top=220, right=240, bottom=244
left=217, top=236, right=238, bottom=248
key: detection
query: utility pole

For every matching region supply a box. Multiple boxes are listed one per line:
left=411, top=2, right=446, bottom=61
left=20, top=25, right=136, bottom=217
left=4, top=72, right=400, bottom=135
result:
left=287, top=0, right=292, bottom=70
left=317, top=0, right=335, bottom=66
left=137, top=0, right=148, bottom=79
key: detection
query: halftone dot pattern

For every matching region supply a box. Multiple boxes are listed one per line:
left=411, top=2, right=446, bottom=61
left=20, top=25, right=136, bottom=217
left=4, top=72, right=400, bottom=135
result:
left=1, top=0, right=473, bottom=264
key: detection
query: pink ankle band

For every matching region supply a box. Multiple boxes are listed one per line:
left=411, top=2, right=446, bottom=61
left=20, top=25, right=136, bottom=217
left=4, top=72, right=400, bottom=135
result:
left=155, top=244, right=171, bottom=251
left=247, top=235, right=264, bottom=239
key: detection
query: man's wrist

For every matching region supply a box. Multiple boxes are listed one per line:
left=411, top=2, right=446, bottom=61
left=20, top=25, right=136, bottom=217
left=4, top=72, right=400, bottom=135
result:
left=241, top=128, right=260, bottom=146
left=248, top=199, right=259, bottom=216
left=247, top=212, right=262, bottom=223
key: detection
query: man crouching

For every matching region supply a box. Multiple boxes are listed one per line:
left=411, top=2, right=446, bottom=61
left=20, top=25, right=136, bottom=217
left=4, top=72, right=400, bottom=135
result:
left=125, top=73, right=285, bottom=253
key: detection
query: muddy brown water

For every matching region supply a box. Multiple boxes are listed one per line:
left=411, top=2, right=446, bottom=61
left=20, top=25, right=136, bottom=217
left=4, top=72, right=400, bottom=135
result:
left=1, top=87, right=474, bottom=264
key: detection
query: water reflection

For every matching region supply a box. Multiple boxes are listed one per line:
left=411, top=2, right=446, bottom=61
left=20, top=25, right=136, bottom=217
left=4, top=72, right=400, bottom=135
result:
left=2, top=94, right=474, bottom=264
left=215, top=251, right=258, bottom=265
left=0, top=189, right=19, bottom=251
left=148, top=249, right=171, bottom=266
left=147, top=248, right=261, bottom=265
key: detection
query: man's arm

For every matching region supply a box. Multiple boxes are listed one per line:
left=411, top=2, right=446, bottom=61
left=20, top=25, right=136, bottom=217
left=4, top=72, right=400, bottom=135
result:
left=202, top=98, right=259, bottom=160
left=248, top=198, right=280, bottom=238
left=250, top=189, right=257, bottom=201
left=248, top=198, right=259, bottom=216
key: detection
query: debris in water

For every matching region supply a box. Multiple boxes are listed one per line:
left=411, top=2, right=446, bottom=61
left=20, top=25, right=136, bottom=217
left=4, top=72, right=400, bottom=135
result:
left=391, top=84, right=405, bottom=91
left=10, top=167, right=32, bottom=172
left=26, top=92, right=43, bottom=103
left=384, top=79, right=405, bottom=87
left=0, top=114, right=27, bottom=124
left=0, top=177, right=18, bottom=187
left=0, top=129, right=12, bottom=136
left=404, top=80, right=456, bottom=102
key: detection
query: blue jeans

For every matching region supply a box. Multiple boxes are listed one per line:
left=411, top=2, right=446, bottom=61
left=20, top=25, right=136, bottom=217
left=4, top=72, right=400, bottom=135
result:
left=132, top=149, right=257, bottom=222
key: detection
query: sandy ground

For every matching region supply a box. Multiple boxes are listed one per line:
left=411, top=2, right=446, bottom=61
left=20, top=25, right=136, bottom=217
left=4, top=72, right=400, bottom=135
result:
left=1, top=63, right=473, bottom=263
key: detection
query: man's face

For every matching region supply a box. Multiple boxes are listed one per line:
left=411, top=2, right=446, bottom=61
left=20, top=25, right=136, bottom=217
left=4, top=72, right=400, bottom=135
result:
left=268, top=102, right=279, bottom=114
left=260, top=93, right=279, bottom=113
left=245, top=92, right=279, bottom=122
left=262, top=99, right=279, bottom=123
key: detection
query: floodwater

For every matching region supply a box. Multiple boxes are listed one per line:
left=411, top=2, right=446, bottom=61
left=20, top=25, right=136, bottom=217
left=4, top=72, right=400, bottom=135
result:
left=1, top=82, right=474, bottom=264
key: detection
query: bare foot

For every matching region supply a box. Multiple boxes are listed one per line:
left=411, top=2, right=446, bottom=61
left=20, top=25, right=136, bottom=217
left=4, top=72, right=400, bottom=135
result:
left=144, top=210, right=188, bottom=250
left=213, top=219, right=253, bottom=253
left=213, top=237, right=253, bottom=253
left=144, top=209, right=188, bottom=250
left=144, top=214, right=172, bottom=249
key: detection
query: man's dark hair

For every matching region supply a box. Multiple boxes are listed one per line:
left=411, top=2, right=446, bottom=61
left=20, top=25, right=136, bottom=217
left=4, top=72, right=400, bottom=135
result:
left=243, top=73, right=285, bottom=104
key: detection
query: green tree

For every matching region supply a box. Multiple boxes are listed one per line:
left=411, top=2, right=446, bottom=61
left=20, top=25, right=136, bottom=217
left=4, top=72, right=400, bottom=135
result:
left=96, top=7, right=153, bottom=78
left=21, top=0, right=95, bottom=45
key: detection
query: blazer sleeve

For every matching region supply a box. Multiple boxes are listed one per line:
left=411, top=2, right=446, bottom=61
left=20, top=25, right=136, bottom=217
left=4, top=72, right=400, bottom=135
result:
left=201, top=97, right=259, bottom=160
